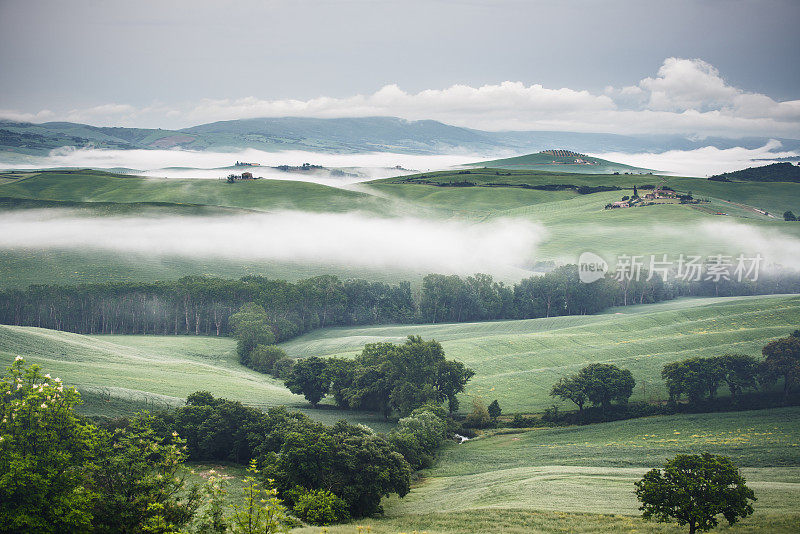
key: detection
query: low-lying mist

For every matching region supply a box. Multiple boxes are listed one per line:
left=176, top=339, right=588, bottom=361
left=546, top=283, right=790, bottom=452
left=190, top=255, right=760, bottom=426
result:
left=588, top=141, right=800, bottom=177
left=0, top=210, right=547, bottom=274
left=1, top=148, right=484, bottom=186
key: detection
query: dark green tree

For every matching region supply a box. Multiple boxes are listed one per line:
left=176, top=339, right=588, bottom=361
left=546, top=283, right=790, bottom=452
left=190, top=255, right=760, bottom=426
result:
left=229, top=303, right=275, bottom=366
left=715, top=354, right=759, bottom=398
left=635, top=453, right=755, bottom=534
left=761, top=334, right=800, bottom=400
left=248, top=344, right=287, bottom=374
left=578, top=363, right=635, bottom=411
left=487, top=399, right=502, bottom=420
left=784, top=210, right=797, bottom=221
left=550, top=375, right=588, bottom=411
left=285, top=356, right=330, bottom=407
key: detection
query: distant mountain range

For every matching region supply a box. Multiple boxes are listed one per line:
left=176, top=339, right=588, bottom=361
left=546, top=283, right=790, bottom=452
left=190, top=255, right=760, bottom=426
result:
left=2, top=116, right=799, bottom=157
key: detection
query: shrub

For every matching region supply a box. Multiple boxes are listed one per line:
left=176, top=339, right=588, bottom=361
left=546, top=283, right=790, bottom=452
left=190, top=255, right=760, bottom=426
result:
left=248, top=345, right=287, bottom=374
left=271, top=358, right=295, bottom=379
left=292, top=489, right=350, bottom=525
left=463, top=398, right=492, bottom=428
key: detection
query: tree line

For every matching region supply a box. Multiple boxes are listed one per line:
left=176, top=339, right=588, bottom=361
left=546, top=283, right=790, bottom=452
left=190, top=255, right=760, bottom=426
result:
left=3, top=266, right=798, bottom=342
left=547, top=331, right=800, bottom=423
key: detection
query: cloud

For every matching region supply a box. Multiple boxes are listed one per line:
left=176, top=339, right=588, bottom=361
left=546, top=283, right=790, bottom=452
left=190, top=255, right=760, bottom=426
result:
left=0, top=210, right=546, bottom=274
left=1, top=58, right=798, bottom=138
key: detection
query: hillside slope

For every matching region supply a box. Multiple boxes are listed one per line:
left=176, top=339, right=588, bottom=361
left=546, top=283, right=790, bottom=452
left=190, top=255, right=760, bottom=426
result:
left=466, top=150, right=653, bottom=174
left=279, top=294, right=800, bottom=412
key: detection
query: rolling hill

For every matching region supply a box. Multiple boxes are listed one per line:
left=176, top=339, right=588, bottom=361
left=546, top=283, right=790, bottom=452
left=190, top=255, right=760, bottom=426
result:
left=465, top=150, right=654, bottom=174
left=279, top=294, right=800, bottom=412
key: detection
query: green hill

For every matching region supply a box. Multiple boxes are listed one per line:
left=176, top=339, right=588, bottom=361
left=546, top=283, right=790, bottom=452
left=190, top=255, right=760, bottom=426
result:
left=279, top=294, right=800, bottom=412
left=0, top=169, right=386, bottom=213
left=465, top=150, right=654, bottom=174
left=710, top=162, right=800, bottom=183
left=0, top=325, right=393, bottom=430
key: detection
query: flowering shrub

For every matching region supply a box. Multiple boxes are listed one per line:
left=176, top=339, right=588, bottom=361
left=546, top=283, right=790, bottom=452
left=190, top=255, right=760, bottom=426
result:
left=0, top=357, right=96, bottom=533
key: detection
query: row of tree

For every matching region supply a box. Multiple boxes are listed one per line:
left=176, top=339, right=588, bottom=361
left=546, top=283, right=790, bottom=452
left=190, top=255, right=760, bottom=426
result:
left=4, top=267, right=798, bottom=342
left=550, top=331, right=800, bottom=415
left=284, top=336, right=474, bottom=417
left=663, top=331, right=800, bottom=403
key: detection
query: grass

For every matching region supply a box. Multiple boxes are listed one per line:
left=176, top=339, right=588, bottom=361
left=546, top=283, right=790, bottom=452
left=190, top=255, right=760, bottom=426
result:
left=0, top=326, right=394, bottom=431
left=279, top=294, right=800, bottom=412
left=189, top=408, right=800, bottom=533
left=0, top=170, right=387, bottom=213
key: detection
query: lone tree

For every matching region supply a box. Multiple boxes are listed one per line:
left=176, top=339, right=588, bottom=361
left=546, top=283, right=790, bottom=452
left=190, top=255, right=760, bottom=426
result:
left=487, top=399, right=502, bottom=420
left=635, top=453, right=755, bottom=534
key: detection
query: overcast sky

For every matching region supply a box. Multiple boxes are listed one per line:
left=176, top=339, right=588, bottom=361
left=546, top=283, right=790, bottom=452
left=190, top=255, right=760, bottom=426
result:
left=1, top=0, right=799, bottom=137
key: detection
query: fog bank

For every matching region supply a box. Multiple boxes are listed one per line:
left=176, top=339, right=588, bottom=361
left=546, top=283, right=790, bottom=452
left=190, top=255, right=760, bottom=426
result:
left=0, top=210, right=546, bottom=274
left=588, top=141, right=800, bottom=177
left=0, top=148, right=484, bottom=185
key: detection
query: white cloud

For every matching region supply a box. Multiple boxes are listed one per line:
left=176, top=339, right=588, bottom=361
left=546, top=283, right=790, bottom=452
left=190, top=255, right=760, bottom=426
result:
left=1, top=58, right=798, bottom=138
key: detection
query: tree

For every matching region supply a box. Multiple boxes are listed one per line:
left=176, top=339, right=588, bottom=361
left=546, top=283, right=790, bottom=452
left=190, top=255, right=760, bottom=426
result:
left=635, top=453, right=755, bottom=533
left=248, top=345, right=287, bottom=374
left=464, top=398, right=492, bottom=428
left=761, top=334, right=800, bottom=400
left=229, top=303, right=275, bottom=366
left=716, top=354, right=759, bottom=398
left=285, top=356, right=330, bottom=407
left=434, top=359, right=475, bottom=413
left=0, top=358, right=97, bottom=533
left=91, top=414, right=201, bottom=534
left=550, top=375, right=588, bottom=412
left=231, top=460, right=289, bottom=534
left=578, top=363, right=635, bottom=411
left=661, top=357, right=725, bottom=403
left=292, top=489, right=350, bottom=526
left=784, top=210, right=797, bottom=221
left=487, top=399, right=502, bottom=420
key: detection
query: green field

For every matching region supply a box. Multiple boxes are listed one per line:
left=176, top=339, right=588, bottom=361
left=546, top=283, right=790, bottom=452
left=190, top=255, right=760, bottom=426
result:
left=280, top=294, right=800, bottom=412
left=0, top=170, right=387, bottom=213
left=366, top=407, right=800, bottom=533
left=3, top=295, right=796, bottom=420
left=464, top=151, right=652, bottom=174
left=0, top=325, right=394, bottom=431
left=191, top=408, right=800, bottom=533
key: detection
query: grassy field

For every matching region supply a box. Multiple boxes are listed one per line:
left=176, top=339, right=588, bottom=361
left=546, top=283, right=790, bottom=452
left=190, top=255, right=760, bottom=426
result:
left=280, top=294, right=800, bottom=412
left=0, top=170, right=387, bottom=213
left=189, top=408, right=800, bottom=533
left=0, top=325, right=394, bottom=430
left=366, top=407, right=800, bottom=533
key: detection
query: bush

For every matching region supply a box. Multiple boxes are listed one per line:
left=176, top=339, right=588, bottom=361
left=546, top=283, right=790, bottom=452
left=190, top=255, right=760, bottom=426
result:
left=292, top=489, right=350, bottom=525
left=272, top=357, right=295, bottom=379
left=463, top=398, right=492, bottom=428
left=248, top=344, right=287, bottom=374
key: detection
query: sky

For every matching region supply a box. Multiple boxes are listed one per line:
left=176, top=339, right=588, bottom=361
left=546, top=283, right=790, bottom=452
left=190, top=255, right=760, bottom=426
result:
left=1, top=0, right=799, bottom=137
